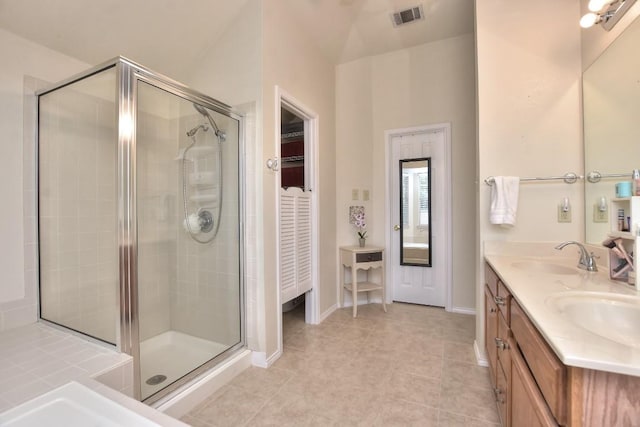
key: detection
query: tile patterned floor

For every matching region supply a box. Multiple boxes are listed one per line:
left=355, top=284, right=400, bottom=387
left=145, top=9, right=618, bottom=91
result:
left=182, top=302, right=500, bottom=427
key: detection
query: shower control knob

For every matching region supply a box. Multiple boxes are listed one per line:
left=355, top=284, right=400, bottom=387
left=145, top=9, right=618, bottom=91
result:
left=198, top=210, right=214, bottom=233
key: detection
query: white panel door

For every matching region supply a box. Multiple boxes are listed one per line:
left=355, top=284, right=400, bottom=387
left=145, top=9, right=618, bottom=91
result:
left=391, top=130, right=447, bottom=306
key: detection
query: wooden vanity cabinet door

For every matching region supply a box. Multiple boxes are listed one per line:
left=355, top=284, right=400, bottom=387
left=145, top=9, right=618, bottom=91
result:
left=485, top=285, right=499, bottom=384
left=485, top=263, right=499, bottom=295
left=497, top=280, right=511, bottom=323
left=511, top=300, right=566, bottom=425
left=497, top=311, right=511, bottom=379
left=496, top=362, right=510, bottom=427
left=511, top=339, right=558, bottom=427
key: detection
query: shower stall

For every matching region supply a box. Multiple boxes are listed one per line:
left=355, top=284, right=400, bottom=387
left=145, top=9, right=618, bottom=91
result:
left=36, top=57, right=244, bottom=402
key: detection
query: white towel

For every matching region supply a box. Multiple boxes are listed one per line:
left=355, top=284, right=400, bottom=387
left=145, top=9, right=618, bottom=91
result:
left=490, top=176, right=520, bottom=226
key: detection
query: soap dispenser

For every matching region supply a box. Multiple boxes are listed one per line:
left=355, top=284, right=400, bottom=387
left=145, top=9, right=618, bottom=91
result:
left=633, top=169, right=640, bottom=196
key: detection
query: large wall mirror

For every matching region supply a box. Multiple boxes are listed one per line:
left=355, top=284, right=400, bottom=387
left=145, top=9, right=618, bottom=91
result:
left=399, top=158, right=431, bottom=266
left=584, top=14, right=640, bottom=244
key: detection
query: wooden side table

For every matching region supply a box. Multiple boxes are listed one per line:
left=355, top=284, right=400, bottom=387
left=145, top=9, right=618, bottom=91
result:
left=339, top=245, right=387, bottom=317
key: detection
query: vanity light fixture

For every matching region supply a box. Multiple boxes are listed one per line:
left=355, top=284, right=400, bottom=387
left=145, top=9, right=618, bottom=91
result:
left=580, top=0, right=637, bottom=30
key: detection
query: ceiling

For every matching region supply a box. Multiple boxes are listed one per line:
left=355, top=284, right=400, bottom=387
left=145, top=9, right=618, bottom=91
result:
left=283, top=0, right=474, bottom=64
left=0, top=0, right=474, bottom=77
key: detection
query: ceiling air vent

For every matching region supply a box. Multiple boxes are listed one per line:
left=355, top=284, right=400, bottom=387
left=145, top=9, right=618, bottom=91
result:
left=391, top=5, right=424, bottom=27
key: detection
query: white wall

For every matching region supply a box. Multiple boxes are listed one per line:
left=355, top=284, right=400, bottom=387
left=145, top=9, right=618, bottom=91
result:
left=475, top=0, right=583, bottom=350
left=336, top=34, right=477, bottom=311
left=261, top=1, right=337, bottom=359
left=0, top=28, right=88, bottom=330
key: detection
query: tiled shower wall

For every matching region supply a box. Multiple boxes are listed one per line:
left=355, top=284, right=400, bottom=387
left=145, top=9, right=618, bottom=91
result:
left=136, top=109, right=177, bottom=342
left=171, top=113, right=241, bottom=347
left=0, top=77, right=40, bottom=332
left=136, top=99, right=241, bottom=347
left=38, top=70, right=118, bottom=343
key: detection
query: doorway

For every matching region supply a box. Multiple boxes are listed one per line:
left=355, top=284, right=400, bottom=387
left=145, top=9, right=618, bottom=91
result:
left=386, top=124, right=452, bottom=309
left=275, top=87, right=319, bottom=360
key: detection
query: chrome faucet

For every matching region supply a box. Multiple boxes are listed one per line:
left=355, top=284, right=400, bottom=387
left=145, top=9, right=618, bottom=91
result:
left=554, top=241, right=598, bottom=272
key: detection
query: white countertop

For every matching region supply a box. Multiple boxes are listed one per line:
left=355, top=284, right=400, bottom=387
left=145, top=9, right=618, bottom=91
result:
left=484, top=241, right=640, bottom=378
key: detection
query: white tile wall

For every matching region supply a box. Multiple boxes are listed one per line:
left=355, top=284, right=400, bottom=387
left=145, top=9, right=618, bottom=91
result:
left=170, top=111, right=242, bottom=346
left=37, top=69, right=118, bottom=343
left=0, top=77, right=40, bottom=332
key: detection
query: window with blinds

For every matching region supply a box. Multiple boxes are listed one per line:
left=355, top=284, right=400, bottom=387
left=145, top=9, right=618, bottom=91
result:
left=418, top=172, right=429, bottom=225
left=402, top=174, right=409, bottom=226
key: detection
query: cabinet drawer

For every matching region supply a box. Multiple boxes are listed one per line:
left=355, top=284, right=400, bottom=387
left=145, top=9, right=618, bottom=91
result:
left=356, top=251, right=382, bottom=262
left=496, top=361, right=509, bottom=426
left=511, top=300, right=566, bottom=425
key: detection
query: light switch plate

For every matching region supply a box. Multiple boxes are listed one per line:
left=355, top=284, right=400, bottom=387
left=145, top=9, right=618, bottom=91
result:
left=352, top=189, right=359, bottom=200
left=362, top=190, right=370, bottom=201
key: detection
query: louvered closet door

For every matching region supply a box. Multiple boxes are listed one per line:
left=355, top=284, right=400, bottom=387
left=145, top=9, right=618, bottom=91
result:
left=280, top=187, right=312, bottom=303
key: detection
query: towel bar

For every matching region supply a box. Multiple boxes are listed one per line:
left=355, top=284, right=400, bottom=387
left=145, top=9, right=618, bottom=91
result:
left=484, top=172, right=582, bottom=186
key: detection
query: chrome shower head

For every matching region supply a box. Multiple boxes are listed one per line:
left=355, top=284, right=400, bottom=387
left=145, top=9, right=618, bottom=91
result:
left=192, top=103, right=225, bottom=141
left=194, top=104, right=208, bottom=116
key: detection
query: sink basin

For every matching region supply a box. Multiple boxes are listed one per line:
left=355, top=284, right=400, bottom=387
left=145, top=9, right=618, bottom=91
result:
left=546, top=292, right=640, bottom=348
left=511, top=261, right=577, bottom=275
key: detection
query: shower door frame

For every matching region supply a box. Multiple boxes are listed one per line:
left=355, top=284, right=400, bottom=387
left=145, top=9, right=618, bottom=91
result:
left=120, top=58, right=247, bottom=403
left=36, top=56, right=246, bottom=403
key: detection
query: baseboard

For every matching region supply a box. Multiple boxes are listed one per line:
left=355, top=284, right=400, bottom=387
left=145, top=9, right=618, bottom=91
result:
left=318, top=303, right=337, bottom=323
left=451, top=306, right=476, bottom=315
left=265, top=349, right=281, bottom=367
left=251, top=351, right=267, bottom=368
left=340, top=295, right=383, bottom=308
left=474, top=340, right=489, bottom=367
left=251, top=349, right=282, bottom=368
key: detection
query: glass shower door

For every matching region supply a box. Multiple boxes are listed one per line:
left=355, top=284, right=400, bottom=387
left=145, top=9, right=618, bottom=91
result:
left=136, top=80, right=241, bottom=400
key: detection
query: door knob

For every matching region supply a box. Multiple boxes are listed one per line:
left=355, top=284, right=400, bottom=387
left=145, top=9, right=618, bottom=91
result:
left=393, top=225, right=400, bottom=231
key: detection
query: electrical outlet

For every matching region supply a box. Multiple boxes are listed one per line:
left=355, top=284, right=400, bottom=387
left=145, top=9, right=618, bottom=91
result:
left=352, top=189, right=359, bottom=200
left=593, top=205, right=608, bottom=223
left=362, top=190, right=370, bottom=201
left=558, top=205, right=571, bottom=223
